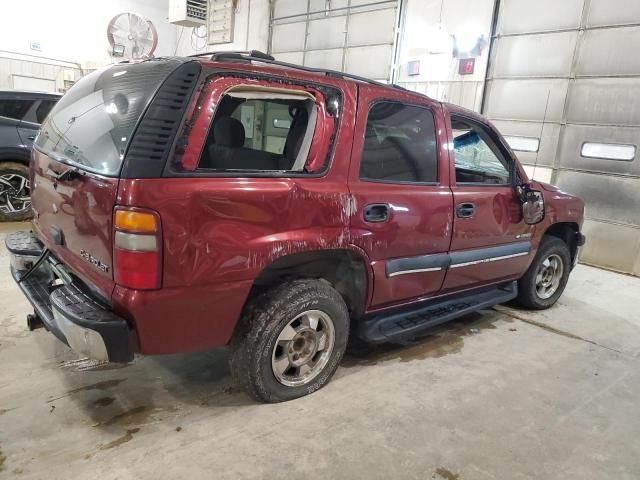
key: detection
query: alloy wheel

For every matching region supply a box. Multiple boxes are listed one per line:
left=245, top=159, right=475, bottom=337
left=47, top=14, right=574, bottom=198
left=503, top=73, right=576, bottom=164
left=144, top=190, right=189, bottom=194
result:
left=271, top=309, right=336, bottom=387
left=535, top=253, right=564, bottom=299
left=0, top=173, right=31, bottom=215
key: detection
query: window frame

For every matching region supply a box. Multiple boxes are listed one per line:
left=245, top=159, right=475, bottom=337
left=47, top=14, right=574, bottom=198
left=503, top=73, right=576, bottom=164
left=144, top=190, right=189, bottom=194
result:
left=35, top=99, right=58, bottom=124
left=358, top=100, right=440, bottom=186
left=164, top=70, right=343, bottom=180
left=450, top=113, right=517, bottom=187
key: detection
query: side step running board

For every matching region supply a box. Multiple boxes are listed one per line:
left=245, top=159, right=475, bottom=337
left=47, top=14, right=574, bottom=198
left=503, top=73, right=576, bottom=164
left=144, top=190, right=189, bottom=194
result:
left=357, top=281, right=517, bottom=343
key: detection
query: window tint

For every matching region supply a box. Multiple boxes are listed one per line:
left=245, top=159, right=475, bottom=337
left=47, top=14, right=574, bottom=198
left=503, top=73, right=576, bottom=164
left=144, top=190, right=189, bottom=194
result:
left=452, top=117, right=510, bottom=184
left=198, top=91, right=317, bottom=172
left=359, top=102, right=437, bottom=183
left=35, top=59, right=180, bottom=176
left=35, top=100, right=58, bottom=124
left=0, top=99, right=34, bottom=121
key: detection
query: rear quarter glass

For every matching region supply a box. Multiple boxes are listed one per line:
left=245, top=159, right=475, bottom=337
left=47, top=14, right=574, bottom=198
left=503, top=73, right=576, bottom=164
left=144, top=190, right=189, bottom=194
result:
left=34, top=58, right=186, bottom=176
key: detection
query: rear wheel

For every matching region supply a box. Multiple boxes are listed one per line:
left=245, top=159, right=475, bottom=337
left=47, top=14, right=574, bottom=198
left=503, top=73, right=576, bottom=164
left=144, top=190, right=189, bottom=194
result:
left=516, top=236, right=571, bottom=310
left=230, top=279, right=349, bottom=403
left=0, top=162, right=32, bottom=222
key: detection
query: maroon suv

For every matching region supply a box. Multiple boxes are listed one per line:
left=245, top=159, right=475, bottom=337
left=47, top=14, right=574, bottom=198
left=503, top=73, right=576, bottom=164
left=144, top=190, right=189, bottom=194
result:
left=7, top=52, right=585, bottom=402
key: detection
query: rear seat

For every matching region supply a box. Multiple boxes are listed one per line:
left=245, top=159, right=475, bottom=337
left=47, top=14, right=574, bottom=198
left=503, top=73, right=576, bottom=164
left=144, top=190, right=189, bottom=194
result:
left=201, top=116, right=294, bottom=171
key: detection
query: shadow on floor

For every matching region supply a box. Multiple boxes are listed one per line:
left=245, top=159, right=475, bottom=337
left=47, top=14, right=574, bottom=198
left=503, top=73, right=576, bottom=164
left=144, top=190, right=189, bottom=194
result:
left=39, top=309, right=510, bottom=433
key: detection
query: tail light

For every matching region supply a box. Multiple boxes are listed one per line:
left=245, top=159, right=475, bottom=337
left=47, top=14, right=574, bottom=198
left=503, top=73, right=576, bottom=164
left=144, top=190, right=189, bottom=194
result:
left=113, top=207, right=162, bottom=290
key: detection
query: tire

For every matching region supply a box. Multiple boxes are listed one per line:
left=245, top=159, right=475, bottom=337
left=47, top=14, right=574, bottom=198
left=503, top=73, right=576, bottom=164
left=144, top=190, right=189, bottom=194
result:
left=0, top=162, right=33, bottom=222
left=516, top=236, right=571, bottom=310
left=230, top=279, right=350, bottom=403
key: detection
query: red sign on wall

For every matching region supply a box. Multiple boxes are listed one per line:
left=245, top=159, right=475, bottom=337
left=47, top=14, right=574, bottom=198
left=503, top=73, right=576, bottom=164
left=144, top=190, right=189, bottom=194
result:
left=459, top=58, right=475, bottom=75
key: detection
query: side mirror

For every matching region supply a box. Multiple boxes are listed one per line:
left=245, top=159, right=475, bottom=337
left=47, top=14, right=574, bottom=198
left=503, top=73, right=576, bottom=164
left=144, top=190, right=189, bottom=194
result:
left=516, top=184, right=545, bottom=225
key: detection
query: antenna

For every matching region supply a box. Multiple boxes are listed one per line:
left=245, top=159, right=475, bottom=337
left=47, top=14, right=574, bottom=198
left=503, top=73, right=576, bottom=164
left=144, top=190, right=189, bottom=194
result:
left=532, top=89, right=551, bottom=181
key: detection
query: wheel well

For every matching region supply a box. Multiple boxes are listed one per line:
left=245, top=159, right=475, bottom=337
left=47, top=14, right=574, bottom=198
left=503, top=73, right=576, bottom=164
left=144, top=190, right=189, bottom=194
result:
left=543, top=222, right=580, bottom=264
left=247, top=249, right=368, bottom=319
left=0, top=158, right=29, bottom=167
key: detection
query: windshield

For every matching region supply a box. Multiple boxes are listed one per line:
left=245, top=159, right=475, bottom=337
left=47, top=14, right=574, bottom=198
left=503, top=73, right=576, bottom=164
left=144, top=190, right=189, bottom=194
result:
left=34, top=59, right=181, bottom=176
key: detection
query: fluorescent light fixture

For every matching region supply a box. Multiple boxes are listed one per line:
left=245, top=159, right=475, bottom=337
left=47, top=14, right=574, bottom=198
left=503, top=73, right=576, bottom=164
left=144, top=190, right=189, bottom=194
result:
left=504, top=135, right=540, bottom=153
left=273, top=118, right=291, bottom=129
left=581, top=142, right=636, bottom=161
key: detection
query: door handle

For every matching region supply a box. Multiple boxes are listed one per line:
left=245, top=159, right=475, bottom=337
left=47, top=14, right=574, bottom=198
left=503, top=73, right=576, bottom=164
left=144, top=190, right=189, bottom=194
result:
left=364, top=203, right=390, bottom=223
left=456, top=202, right=476, bottom=218
left=27, top=135, right=36, bottom=140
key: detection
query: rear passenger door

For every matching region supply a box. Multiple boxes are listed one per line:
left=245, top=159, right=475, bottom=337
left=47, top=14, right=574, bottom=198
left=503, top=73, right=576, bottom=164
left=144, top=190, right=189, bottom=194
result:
left=442, top=110, right=532, bottom=291
left=348, top=86, right=453, bottom=309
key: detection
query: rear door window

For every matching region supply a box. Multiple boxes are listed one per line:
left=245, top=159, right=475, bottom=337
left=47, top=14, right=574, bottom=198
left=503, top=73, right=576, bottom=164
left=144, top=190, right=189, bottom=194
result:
left=34, top=59, right=182, bottom=176
left=359, top=102, right=438, bottom=183
left=0, top=99, right=34, bottom=121
left=198, top=87, right=317, bottom=172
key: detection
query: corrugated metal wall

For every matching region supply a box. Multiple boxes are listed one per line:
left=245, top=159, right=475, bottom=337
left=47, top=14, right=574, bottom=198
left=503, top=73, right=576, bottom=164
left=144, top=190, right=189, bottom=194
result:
left=269, top=0, right=401, bottom=82
left=483, top=0, right=640, bottom=275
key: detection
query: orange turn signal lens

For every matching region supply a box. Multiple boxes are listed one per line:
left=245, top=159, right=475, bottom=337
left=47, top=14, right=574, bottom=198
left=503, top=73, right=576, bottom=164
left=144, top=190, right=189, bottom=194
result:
left=114, top=210, right=157, bottom=233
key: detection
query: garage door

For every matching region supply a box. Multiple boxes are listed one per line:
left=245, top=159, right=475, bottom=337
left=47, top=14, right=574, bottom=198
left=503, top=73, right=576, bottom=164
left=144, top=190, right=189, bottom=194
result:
left=483, top=0, right=640, bottom=275
left=269, top=0, right=401, bottom=82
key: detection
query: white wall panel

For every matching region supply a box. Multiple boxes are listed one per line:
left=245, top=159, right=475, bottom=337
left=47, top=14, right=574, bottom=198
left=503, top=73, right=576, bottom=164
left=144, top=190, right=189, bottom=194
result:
left=304, top=49, right=344, bottom=71
left=491, top=32, right=578, bottom=78
left=345, top=45, right=394, bottom=80
left=587, top=0, right=640, bottom=27
left=347, top=9, right=397, bottom=46
left=307, top=17, right=347, bottom=50
left=580, top=220, right=640, bottom=274
left=555, top=171, right=640, bottom=227
left=270, top=0, right=398, bottom=82
left=497, top=0, right=584, bottom=34
left=567, top=78, right=640, bottom=126
left=484, top=79, right=568, bottom=122
left=271, top=22, right=307, bottom=53
left=557, top=125, right=640, bottom=176
left=273, top=0, right=309, bottom=19
left=576, top=27, right=640, bottom=77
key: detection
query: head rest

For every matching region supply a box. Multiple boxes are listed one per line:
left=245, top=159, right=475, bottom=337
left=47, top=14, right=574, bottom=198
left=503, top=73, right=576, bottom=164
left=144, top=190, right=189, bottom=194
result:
left=214, top=116, right=245, bottom=148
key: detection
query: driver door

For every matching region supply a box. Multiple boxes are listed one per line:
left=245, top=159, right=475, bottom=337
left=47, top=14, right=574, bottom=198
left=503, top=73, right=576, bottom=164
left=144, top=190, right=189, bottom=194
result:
left=442, top=109, right=533, bottom=292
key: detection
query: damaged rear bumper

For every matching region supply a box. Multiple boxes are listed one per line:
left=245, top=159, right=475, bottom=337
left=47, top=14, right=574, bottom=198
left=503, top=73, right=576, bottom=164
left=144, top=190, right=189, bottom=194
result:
left=6, top=231, right=134, bottom=363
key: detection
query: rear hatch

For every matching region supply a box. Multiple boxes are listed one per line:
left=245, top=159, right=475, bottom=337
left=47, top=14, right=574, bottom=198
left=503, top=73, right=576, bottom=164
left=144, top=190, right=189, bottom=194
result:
left=30, top=58, right=196, bottom=299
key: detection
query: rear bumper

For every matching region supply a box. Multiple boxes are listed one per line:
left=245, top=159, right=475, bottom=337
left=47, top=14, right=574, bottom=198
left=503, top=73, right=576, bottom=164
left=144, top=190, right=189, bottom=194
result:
left=6, top=231, right=134, bottom=363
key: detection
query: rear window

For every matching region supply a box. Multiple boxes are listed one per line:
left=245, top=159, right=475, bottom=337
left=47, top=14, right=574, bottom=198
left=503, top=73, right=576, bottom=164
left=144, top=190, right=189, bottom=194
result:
left=34, top=59, right=181, bottom=176
left=198, top=86, right=318, bottom=173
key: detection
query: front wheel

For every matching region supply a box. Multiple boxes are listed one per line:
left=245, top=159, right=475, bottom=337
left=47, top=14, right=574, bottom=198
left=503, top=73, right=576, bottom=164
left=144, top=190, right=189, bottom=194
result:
left=516, top=236, right=571, bottom=310
left=230, top=279, right=350, bottom=403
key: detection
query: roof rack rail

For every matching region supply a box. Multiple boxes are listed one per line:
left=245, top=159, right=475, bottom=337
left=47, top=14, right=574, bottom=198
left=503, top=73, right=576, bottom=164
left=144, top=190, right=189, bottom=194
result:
left=189, top=50, right=275, bottom=61
left=193, top=50, right=389, bottom=88
left=190, top=50, right=423, bottom=96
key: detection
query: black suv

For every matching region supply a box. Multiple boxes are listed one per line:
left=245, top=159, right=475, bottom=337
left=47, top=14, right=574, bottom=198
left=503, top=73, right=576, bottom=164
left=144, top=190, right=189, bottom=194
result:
left=0, top=90, right=61, bottom=221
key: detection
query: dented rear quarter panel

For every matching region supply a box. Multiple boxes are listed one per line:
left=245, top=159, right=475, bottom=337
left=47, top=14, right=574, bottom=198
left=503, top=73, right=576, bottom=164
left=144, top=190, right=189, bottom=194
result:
left=112, top=75, right=361, bottom=354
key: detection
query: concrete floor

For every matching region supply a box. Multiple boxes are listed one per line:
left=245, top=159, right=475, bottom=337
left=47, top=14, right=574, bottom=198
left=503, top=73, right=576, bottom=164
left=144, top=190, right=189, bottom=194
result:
left=1, top=221, right=640, bottom=480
